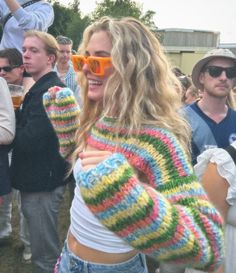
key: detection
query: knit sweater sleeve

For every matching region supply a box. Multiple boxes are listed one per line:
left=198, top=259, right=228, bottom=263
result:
left=76, top=140, right=224, bottom=271
left=43, top=87, right=80, bottom=161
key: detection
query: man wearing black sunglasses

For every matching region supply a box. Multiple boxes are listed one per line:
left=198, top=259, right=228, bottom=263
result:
left=0, top=48, right=24, bottom=85
left=183, top=48, right=236, bottom=165
left=0, top=47, right=34, bottom=263
left=0, top=48, right=34, bottom=91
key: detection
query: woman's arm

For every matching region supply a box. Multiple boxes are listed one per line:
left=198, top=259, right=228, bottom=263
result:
left=195, top=142, right=236, bottom=220
left=0, top=77, right=15, bottom=144
left=43, top=87, right=80, bottom=161
left=201, top=163, right=229, bottom=220
left=77, top=128, right=224, bottom=272
left=193, top=143, right=236, bottom=273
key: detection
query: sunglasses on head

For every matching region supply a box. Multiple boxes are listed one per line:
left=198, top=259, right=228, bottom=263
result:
left=71, top=55, right=112, bottom=76
left=0, top=65, right=20, bottom=73
left=204, top=66, right=236, bottom=79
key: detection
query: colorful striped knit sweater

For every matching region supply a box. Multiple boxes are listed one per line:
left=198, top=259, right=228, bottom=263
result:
left=43, top=88, right=224, bottom=271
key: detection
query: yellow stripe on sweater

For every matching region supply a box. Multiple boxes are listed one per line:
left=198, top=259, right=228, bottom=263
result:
left=80, top=162, right=131, bottom=199
left=92, top=129, right=173, bottom=183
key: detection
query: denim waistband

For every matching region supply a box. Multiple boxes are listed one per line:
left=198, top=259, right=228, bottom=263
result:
left=59, top=240, right=147, bottom=273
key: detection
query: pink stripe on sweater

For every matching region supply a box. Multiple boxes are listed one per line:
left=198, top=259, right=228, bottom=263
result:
left=87, top=137, right=157, bottom=188
left=87, top=176, right=138, bottom=214
left=115, top=187, right=160, bottom=237
left=143, top=128, right=187, bottom=176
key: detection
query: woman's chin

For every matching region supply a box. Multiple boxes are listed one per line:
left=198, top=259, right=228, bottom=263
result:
left=87, top=91, right=103, bottom=102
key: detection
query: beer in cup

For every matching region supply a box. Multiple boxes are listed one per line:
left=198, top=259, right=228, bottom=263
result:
left=8, top=84, right=24, bottom=109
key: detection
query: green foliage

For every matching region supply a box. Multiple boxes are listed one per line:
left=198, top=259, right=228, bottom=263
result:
left=48, top=1, right=91, bottom=50
left=66, top=14, right=91, bottom=51
left=0, top=0, right=158, bottom=49
left=92, top=0, right=143, bottom=19
left=91, top=0, right=158, bottom=33
left=48, top=2, right=73, bottom=37
left=70, top=0, right=80, bottom=13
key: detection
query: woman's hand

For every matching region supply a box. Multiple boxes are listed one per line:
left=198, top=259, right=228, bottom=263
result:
left=79, top=150, right=112, bottom=170
left=47, top=86, right=62, bottom=99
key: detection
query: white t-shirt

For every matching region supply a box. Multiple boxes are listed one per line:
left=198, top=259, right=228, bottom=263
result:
left=69, top=158, right=134, bottom=253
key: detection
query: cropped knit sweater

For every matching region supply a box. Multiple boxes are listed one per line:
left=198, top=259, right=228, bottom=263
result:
left=43, top=88, right=224, bottom=271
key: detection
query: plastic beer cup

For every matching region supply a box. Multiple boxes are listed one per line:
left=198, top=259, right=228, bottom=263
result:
left=8, top=84, right=24, bottom=109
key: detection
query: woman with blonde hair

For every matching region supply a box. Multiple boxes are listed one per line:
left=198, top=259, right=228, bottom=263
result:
left=43, top=17, right=224, bottom=273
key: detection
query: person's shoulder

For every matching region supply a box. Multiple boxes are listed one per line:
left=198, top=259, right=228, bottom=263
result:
left=139, top=125, right=178, bottom=144
left=180, top=102, right=197, bottom=118
left=37, top=1, right=53, bottom=7
left=0, top=77, right=7, bottom=85
left=188, top=101, right=198, bottom=109
left=229, top=108, right=236, bottom=115
left=0, top=77, right=7, bottom=89
left=33, top=1, right=54, bottom=12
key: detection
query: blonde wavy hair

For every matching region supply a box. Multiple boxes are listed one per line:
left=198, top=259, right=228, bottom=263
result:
left=227, top=89, right=236, bottom=109
left=73, top=17, right=191, bottom=163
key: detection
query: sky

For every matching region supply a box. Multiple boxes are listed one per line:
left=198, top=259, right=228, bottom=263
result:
left=58, top=0, right=236, bottom=44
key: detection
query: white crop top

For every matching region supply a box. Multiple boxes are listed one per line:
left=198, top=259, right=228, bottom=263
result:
left=69, top=158, right=134, bottom=253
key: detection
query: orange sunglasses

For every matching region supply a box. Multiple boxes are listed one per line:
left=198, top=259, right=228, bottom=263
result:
left=71, top=55, right=112, bottom=76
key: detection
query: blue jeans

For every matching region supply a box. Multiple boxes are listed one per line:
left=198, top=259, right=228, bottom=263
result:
left=56, top=241, right=148, bottom=273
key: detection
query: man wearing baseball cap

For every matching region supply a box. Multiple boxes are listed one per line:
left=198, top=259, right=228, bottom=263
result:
left=184, top=48, right=236, bottom=164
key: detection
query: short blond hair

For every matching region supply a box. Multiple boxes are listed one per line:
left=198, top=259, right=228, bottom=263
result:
left=24, top=30, right=59, bottom=65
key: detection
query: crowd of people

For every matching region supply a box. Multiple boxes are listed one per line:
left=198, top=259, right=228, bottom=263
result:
left=1, top=1, right=236, bottom=273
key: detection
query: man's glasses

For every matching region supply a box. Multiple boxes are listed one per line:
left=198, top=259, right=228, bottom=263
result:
left=0, top=65, right=20, bottom=73
left=204, top=66, right=236, bottom=79
left=71, top=55, right=112, bottom=76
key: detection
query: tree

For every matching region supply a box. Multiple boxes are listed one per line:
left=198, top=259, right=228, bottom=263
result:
left=70, top=0, right=80, bottom=13
left=0, top=0, right=159, bottom=48
left=48, top=1, right=91, bottom=49
left=48, top=2, right=73, bottom=37
left=66, top=13, right=91, bottom=50
left=91, top=0, right=158, bottom=33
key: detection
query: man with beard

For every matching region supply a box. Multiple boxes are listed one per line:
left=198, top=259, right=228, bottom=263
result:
left=159, top=48, right=236, bottom=273
left=184, top=48, right=236, bottom=164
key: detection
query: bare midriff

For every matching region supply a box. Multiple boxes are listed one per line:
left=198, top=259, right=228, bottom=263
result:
left=68, top=231, right=138, bottom=264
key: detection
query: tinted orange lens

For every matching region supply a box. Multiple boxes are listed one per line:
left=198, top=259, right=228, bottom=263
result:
left=88, top=59, right=101, bottom=74
left=75, top=57, right=84, bottom=70
left=72, top=56, right=111, bottom=76
left=72, top=56, right=84, bottom=71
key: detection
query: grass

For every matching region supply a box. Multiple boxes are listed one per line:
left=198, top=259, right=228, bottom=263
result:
left=0, top=187, right=158, bottom=273
left=0, top=188, right=71, bottom=273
